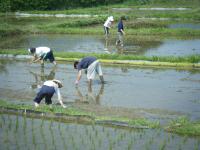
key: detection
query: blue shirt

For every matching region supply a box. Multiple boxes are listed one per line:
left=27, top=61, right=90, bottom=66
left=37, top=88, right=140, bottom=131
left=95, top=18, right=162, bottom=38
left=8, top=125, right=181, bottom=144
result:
left=118, top=20, right=124, bottom=32
left=77, top=56, right=97, bottom=71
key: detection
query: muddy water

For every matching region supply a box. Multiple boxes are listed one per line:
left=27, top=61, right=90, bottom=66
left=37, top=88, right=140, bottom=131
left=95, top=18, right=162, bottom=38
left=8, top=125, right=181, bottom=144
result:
left=169, top=23, right=200, bottom=30
left=144, top=38, right=200, bottom=56
left=1, top=34, right=200, bottom=56
left=0, top=114, right=200, bottom=150
left=0, top=59, right=200, bottom=121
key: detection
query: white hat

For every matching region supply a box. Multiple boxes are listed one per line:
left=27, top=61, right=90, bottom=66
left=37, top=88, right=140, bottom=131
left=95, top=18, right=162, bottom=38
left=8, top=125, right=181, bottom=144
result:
left=52, top=79, right=63, bottom=88
left=109, top=16, right=114, bottom=21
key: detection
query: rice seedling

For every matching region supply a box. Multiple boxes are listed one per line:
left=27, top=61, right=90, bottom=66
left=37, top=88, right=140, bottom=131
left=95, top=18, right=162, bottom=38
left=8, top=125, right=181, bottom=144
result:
left=15, top=115, right=19, bottom=133
left=159, top=139, right=167, bottom=150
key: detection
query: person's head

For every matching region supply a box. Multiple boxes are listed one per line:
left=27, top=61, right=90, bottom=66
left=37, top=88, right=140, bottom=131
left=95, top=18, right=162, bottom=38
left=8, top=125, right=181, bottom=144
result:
left=74, top=61, right=79, bottom=69
left=120, top=16, right=126, bottom=21
left=28, top=47, right=36, bottom=54
left=52, top=79, right=63, bottom=88
left=109, top=16, right=114, bottom=22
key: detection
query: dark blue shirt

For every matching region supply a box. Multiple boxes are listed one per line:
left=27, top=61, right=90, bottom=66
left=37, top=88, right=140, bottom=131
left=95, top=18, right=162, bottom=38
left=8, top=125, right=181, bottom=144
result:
left=118, top=20, right=124, bottom=32
left=77, top=56, right=97, bottom=71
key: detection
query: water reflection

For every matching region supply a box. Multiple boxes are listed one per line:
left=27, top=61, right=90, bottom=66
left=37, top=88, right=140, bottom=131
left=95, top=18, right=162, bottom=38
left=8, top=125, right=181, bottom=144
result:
left=75, top=84, right=104, bottom=105
left=0, top=113, right=200, bottom=150
left=116, top=45, right=124, bottom=54
left=29, top=66, right=56, bottom=89
left=1, top=33, right=200, bottom=56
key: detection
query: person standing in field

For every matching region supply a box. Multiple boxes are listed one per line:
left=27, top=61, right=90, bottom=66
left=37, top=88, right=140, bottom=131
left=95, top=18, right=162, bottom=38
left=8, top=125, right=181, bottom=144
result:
left=103, top=16, right=114, bottom=51
left=33, top=79, right=66, bottom=108
left=116, top=16, right=126, bottom=47
left=103, top=16, right=114, bottom=37
left=28, top=47, right=56, bottom=65
left=74, top=56, right=104, bottom=85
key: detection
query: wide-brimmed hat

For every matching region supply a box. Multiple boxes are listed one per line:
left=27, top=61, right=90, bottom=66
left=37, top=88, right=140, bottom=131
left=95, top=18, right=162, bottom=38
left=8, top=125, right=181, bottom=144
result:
left=52, top=79, right=63, bottom=88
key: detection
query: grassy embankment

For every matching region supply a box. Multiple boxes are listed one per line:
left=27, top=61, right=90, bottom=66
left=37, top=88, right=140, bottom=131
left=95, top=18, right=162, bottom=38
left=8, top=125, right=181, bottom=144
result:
left=1, top=99, right=200, bottom=136
left=0, top=49, right=200, bottom=68
left=0, top=0, right=200, bottom=67
left=1, top=0, right=200, bottom=37
left=0, top=99, right=159, bottom=129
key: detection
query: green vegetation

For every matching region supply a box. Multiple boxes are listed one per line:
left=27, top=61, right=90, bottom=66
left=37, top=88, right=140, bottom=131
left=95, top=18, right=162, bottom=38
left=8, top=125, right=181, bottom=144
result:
left=1, top=100, right=200, bottom=136
left=1, top=0, right=200, bottom=37
left=0, top=0, right=123, bottom=12
left=1, top=49, right=200, bottom=65
left=165, top=117, right=200, bottom=136
left=1, top=14, right=200, bottom=36
left=0, top=23, right=24, bottom=37
left=0, top=49, right=200, bottom=68
left=0, top=99, right=159, bottom=129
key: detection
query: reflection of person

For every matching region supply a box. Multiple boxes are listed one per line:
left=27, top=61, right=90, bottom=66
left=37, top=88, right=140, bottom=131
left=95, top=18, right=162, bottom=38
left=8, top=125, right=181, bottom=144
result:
left=75, top=83, right=104, bottom=105
left=28, top=47, right=56, bottom=65
left=103, top=16, right=114, bottom=37
left=33, top=79, right=66, bottom=108
left=30, top=66, right=56, bottom=89
left=116, top=16, right=126, bottom=47
left=74, top=56, right=104, bottom=85
left=116, top=44, right=124, bottom=54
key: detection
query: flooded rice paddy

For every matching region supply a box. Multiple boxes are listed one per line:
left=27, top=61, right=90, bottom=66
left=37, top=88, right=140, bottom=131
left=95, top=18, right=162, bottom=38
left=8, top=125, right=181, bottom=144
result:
left=169, top=23, right=200, bottom=30
left=1, top=34, right=200, bottom=56
left=0, top=59, right=200, bottom=121
left=0, top=113, right=199, bottom=150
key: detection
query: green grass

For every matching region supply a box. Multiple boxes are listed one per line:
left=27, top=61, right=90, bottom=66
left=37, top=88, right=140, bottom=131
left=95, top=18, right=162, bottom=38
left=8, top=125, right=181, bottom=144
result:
left=0, top=23, right=25, bottom=37
left=1, top=49, right=200, bottom=64
left=0, top=99, right=159, bottom=129
left=165, top=117, right=200, bottom=136
left=1, top=99, right=200, bottom=136
left=1, top=16, right=200, bottom=36
left=1, top=0, right=200, bottom=37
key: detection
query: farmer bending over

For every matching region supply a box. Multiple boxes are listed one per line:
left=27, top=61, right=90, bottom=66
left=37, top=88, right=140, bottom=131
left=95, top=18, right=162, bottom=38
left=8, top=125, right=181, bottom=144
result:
left=28, top=47, right=56, bottom=65
left=33, top=79, right=66, bottom=108
left=74, top=56, right=104, bottom=85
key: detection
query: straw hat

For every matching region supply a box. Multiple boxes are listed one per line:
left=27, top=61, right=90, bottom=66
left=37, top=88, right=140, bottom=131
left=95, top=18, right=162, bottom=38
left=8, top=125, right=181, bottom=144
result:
left=52, top=79, right=63, bottom=88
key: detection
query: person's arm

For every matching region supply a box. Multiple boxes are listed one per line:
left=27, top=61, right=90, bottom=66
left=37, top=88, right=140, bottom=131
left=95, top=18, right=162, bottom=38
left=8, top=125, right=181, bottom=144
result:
left=120, top=29, right=125, bottom=35
left=55, top=87, right=66, bottom=108
left=31, top=54, right=41, bottom=63
left=33, top=57, right=42, bottom=63
left=75, top=70, right=82, bottom=85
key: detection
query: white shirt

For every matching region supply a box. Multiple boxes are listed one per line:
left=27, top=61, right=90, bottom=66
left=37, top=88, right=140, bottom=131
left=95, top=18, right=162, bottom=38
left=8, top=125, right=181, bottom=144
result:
left=104, top=17, right=113, bottom=28
left=35, top=47, right=51, bottom=57
left=43, top=80, right=62, bottom=101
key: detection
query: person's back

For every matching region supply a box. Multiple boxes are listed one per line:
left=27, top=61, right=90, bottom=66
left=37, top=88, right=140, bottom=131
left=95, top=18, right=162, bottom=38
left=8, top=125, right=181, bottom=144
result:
left=35, top=47, right=50, bottom=57
left=118, top=20, right=124, bottom=32
left=116, top=17, right=125, bottom=47
left=77, top=56, right=97, bottom=70
left=28, top=46, right=56, bottom=65
left=103, top=16, right=114, bottom=36
left=104, top=16, right=114, bottom=28
left=74, top=56, right=104, bottom=85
